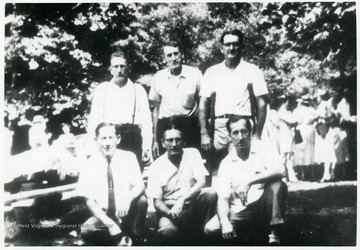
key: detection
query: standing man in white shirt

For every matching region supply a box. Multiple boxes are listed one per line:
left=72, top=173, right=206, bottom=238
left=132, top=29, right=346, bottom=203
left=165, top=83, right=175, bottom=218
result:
left=87, top=50, right=152, bottom=171
left=204, top=115, right=287, bottom=246
left=149, top=41, right=202, bottom=159
left=78, top=123, right=148, bottom=246
left=199, top=29, right=268, bottom=173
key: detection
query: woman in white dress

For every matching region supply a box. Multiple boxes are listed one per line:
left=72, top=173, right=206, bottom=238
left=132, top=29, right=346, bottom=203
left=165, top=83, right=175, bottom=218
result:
left=314, top=90, right=337, bottom=182
left=277, top=93, right=298, bottom=182
left=293, top=95, right=317, bottom=181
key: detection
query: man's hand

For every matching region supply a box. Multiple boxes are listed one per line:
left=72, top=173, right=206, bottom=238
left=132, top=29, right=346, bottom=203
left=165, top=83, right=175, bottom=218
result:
left=221, top=219, right=236, bottom=240
left=142, top=149, right=151, bottom=163
left=236, top=182, right=251, bottom=206
left=168, top=198, right=185, bottom=220
left=108, top=222, right=122, bottom=236
left=116, top=200, right=131, bottom=218
left=152, top=141, right=160, bottom=159
left=201, top=132, right=212, bottom=151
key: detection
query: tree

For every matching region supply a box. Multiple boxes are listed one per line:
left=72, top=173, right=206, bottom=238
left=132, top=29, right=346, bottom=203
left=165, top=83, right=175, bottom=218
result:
left=5, top=2, right=356, bottom=138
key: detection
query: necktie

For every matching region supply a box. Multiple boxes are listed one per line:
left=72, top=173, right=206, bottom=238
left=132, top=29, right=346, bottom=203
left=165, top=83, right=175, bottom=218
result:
left=107, top=160, right=116, bottom=218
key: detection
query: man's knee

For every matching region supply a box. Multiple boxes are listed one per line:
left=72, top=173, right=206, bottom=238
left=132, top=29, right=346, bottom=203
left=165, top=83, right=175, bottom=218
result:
left=158, top=217, right=179, bottom=239
left=199, top=187, right=218, bottom=202
left=135, top=194, right=148, bottom=208
left=266, top=180, right=288, bottom=196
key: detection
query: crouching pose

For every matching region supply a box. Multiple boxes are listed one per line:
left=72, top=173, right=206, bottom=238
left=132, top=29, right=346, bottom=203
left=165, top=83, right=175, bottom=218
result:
left=77, top=123, right=148, bottom=246
left=147, top=124, right=217, bottom=245
left=204, top=115, right=287, bottom=246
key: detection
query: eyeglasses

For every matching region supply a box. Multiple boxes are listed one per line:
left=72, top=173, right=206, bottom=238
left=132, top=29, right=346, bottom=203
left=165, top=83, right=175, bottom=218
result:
left=163, top=138, right=183, bottom=144
left=222, top=42, right=241, bottom=48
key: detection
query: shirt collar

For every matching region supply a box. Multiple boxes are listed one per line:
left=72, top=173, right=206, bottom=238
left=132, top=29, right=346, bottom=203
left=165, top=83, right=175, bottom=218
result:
left=221, top=58, right=244, bottom=71
left=159, top=150, right=185, bottom=171
left=228, top=146, right=258, bottom=163
left=109, top=78, right=134, bottom=87
left=165, top=66, right=186, bottom=80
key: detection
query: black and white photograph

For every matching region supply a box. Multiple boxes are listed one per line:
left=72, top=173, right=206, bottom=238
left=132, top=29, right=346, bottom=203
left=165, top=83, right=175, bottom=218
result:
left=3, top=1, right=357, bottom=247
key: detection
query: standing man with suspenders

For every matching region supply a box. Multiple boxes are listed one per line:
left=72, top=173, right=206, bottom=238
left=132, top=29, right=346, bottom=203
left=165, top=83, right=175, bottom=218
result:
left=199, top=29, right=269, bottom=174
left=87, top=50, right=152, bottom=171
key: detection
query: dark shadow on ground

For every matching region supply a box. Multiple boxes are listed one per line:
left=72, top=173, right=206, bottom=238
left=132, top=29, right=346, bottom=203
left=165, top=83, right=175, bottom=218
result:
left=4, top=183, right=357, bottom=246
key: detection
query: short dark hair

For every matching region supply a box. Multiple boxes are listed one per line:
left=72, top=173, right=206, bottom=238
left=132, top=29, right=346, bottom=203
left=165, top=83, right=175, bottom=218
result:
left=95, top=122, right=116, bottom=138
left=220, top=29, right=244, bottom=47
left=225, top=115, right=253, bottom=133
left=161, top=118, right=185, bottom=140
left=163, top=40, right=180, bottom=49
left=110, top=50, right=129, bottom=64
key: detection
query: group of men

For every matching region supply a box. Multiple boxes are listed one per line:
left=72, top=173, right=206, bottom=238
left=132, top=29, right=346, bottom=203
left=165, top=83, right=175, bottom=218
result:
left=78, top=29, right=288, bottom=246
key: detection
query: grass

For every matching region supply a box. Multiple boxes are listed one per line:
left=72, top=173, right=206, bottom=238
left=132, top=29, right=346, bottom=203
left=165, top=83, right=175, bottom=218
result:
left=4, top=181, right=357, bottom=246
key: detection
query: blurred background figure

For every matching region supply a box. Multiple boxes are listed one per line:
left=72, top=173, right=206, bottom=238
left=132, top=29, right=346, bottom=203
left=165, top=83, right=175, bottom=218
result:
left=29, top=115, right=52, bottom=149
left=10, top=108, right=36, bottom=155
left=314, top=89, right=336, bottom=182
left=277, top=91, right=298, bottom=182
left=262, top=98, right=282, bottom=154
left=328, top=88, right=354, bottom=181
left=4, top=110, right=14, bottom=156
left=293, top=94, right=317, bottom=181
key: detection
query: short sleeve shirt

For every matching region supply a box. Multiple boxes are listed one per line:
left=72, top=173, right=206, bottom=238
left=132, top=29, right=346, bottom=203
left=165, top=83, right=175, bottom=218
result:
left=77, top=149, right=144, bottom=210
left=147, top=148, right=208, bottom=206
left=149, top=65, right=202, bottom=118
left=200, top=60, right=268, bottom=116
left=217, top=144, right=282, bottom=213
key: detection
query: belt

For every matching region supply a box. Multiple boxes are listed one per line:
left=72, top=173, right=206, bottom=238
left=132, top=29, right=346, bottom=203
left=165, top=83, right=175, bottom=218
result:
left=215, top=114, right=231, bottom=119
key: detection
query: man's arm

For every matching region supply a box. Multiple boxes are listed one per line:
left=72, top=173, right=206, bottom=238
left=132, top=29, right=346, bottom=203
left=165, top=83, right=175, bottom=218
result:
left=85, top=198, right=121, bottom=236
left=180, top=176, right=206, bottom=203
left=242, top=159, right=286, bottom=191
left=129, top=182, right=145, bottom=202
left=169, top=176, right=207, bottom=219
left=254, top=95, right=268, bottom=140
left=137, top=85, right=153, bottom=161
left=217, top=196, right=236, bottom=240
left=151, top=101, right=161, bottom=159
left=153, top=198, right=171, bottom=218
left=199, top=96, right=211, bottom=151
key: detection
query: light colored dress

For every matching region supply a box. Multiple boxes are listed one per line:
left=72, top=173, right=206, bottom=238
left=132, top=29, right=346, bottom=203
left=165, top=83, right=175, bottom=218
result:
left=293, top=104, right=317, bottom=166
left=332, top=97, right=350, bottom=164
left=314, top=100, right=336, bottom=164
left=277, top=105, right=295, bottom=155
left=262, top=107, right=280, bottom=154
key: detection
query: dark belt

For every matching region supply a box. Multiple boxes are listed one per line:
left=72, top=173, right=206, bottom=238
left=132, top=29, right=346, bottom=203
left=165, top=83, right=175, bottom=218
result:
left=215, top=114, right=231, bottom=119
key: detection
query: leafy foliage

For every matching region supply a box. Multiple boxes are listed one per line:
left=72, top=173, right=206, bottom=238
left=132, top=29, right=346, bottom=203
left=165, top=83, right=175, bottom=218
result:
left=5, top=2, right=356, bottom=138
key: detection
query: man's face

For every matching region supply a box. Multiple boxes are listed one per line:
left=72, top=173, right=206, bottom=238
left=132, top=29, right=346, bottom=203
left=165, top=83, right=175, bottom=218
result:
left=109, top=56, right=129, bottom=84
left=163, top=46, right=182, bottom=72
left=96, top=125, right=120, bottom=159
left=229, top=119, right=251, bottom=152
left=221, top=34, right=242, bottom=61
left=162, top=129, right=184, bottom=158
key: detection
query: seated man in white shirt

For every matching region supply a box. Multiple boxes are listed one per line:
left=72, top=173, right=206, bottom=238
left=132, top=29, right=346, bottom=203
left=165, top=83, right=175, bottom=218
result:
left=147, top=123, right=217, bottom=245
left=77, top=123, right=148, bottom=246
left=204, top=115, right=287, bottom=246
